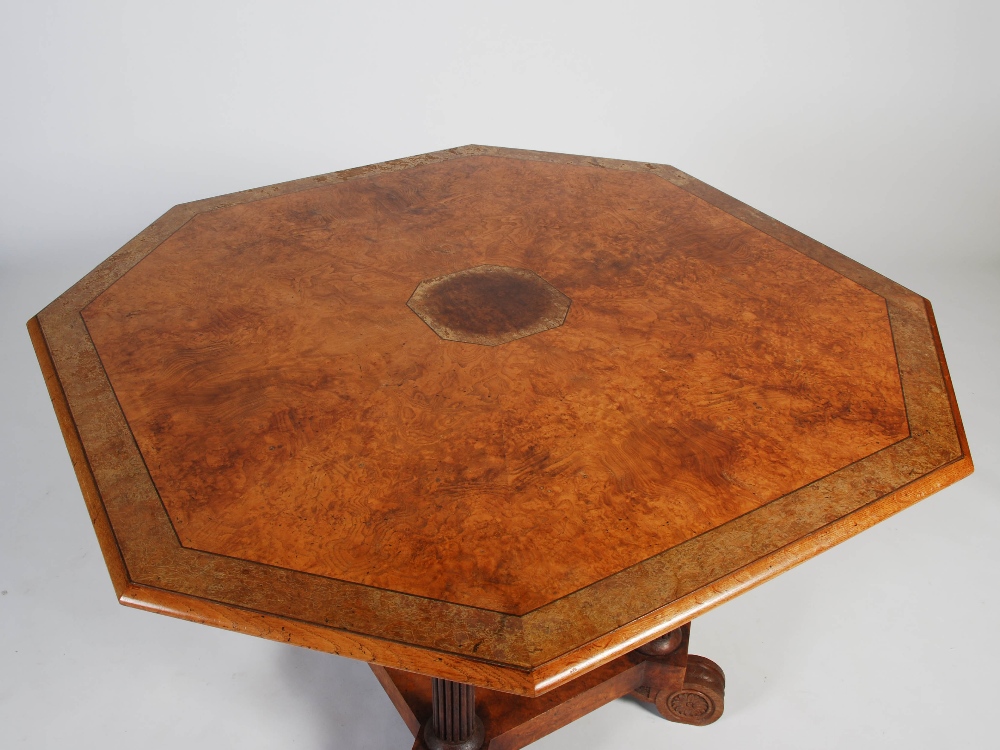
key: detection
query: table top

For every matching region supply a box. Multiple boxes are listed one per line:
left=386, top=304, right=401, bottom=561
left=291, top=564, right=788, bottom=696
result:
left=29, top=146, right=972, bottom=696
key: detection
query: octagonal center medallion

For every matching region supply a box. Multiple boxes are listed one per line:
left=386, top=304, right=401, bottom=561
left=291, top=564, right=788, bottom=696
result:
left=407, top=264, right=571, bottom=346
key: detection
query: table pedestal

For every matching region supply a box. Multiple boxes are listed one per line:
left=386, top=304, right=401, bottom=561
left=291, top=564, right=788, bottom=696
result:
left=372, top=624, right=724, bottom=750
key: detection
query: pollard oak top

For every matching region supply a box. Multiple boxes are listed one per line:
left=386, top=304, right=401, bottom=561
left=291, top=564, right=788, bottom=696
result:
left=29, top=146, right=972, bottom=696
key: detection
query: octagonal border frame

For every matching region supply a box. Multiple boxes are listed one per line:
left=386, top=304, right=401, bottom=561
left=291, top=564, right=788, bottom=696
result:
left=29, top=145, right=972, bottom=697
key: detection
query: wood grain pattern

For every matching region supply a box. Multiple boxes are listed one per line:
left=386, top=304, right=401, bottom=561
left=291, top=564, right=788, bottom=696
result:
left=408, top=264, right=571, bottom=346
left=377, top=624, right=721, bottom=749
left=376, top=655, right=651, bottom=750
left=81, top=154, right=908, bottom=614
left=28, top=145, right=972, bottom=696
left=427, top=678, right=483, bottom=749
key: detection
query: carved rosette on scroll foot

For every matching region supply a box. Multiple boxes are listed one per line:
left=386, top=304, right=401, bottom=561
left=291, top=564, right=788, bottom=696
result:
left=423, top=678, right=486, bottom=750
left=631, top=625, right=726, bottom=726
left=655, top=655, right=725, bottom=726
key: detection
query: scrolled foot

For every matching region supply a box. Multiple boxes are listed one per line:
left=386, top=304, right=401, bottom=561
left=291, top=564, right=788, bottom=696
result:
left=654, top=655, right=725, bottom=726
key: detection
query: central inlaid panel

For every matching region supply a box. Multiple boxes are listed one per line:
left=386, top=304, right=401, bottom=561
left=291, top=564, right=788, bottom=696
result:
left=407, top=264, right=571, bottom=346
left=81, top=155, right=909, bottom=615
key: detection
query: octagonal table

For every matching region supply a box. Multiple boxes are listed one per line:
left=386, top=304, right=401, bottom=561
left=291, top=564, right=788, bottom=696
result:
left=29, top=146, right=972, bottom=749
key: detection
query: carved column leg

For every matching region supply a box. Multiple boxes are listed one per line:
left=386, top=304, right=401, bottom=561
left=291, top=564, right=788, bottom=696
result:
left=422, top=678, right=485, bottom=750
left=631, top=624, right=726, bottom=726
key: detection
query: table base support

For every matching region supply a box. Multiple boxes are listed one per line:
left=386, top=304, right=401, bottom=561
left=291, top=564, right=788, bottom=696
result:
left=371, top=623, right=724, bottom=750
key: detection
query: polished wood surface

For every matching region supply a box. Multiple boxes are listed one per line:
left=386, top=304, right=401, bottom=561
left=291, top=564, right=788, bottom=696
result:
left=376, top=624, right=721, bottom=750
left=29, top=145, right=972, bottom=695
left=80, top=153, right=908, bottom=615
left=426, top=678, right=484, bottom=749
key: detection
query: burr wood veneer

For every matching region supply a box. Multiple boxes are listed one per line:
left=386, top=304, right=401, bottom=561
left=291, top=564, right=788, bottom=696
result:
left=29, top=146, right=972, bottom=747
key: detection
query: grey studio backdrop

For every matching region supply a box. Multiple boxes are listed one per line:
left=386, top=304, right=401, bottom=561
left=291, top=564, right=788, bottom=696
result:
left=2, top=2, right=997, bottom=749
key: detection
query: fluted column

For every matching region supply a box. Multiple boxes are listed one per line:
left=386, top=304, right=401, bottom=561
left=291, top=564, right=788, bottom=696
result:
left=423, top=678, right=485, bottom=750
